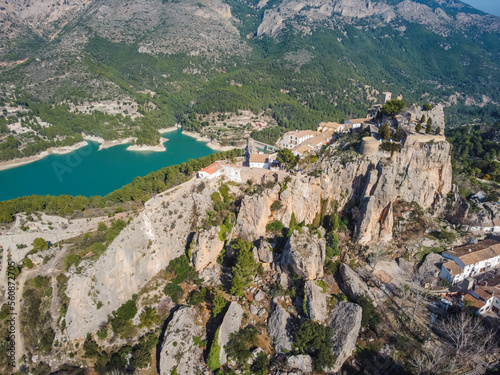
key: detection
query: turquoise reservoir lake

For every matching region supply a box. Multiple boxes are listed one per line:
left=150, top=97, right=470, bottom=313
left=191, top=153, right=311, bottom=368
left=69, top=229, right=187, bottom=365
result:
left=0, top=130, right=215, bottom=201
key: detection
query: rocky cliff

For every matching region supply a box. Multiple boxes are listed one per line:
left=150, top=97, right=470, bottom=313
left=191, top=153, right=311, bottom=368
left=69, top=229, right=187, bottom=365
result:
left=235, top=140, right=452, bottom=245
left=256, top=0, right=500, bottom=37
left=63, top=138, right=451, bottom=341
left=64, top=178, right=220, bottom=340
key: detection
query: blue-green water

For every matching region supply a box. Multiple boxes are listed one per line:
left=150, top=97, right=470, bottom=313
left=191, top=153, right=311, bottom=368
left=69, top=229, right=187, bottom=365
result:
left=0, top=130, right=215, bottom=201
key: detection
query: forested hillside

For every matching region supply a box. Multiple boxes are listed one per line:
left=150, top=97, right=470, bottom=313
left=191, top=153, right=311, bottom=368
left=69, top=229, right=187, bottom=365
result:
left=0, top=0, right=499, bottom=160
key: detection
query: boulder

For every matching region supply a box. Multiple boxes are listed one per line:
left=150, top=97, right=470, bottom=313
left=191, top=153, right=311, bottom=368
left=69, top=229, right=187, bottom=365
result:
left=339, top=263, right=376, bottom=303
left=191, top=226, right=225, bottom=272
left=281, top=227, right=326, bottom=280
left=218, top=302, right=244, bottom=365
left=268, top=301, right=293, bottom=353
left=328, top=301, right=362, bottom=372
left=257, top=240, right=274, bottom=263
left=304, top=280, right=327, bottom=322
left=254, top=290, right=266, bottom=302
left=287, top=355, right=313, bottom=373
left=418, top=253, right=446, bottom=287
left=159, top=306, right=207, bottom=374
left=278, top=271, right=289, bottom=289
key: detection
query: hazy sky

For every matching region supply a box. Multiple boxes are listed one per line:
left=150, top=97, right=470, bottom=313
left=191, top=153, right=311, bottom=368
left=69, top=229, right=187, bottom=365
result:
left=461, top=0, right=500, bottom=16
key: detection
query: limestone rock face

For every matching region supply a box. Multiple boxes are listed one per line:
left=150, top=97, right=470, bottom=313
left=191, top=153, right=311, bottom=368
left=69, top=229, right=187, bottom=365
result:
left=234, top=185, right=278, bottom=241
left=191, top=226, right=225, bottom=272
left=356, top=142, right=452, bottom=244
left=235, top=141, right=452, bottom=246
left=405, top=103, right=446, bottom=131
left=287, top=355, right=313, bottom=373
left=304, top=280, right=327, bottom=322
left=219, top=302, right=244, bottom=365
left=257, top=240, right=274, bottom=263
left=339, top=263, right=376, bottom=302
left=159, top=306, right=207, bottom=375
left=282, top=227, right=326, bottom=280
left=65, top=179, right=221, bottom=341
left=328, top=301, right=362, bottom=372
left=419, top=253, right=446, bottom=287
left=268, top=302, right=293, bottom=353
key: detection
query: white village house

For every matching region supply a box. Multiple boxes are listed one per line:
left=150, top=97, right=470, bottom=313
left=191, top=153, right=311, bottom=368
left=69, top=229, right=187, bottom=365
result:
left=464, top=282, right=500, bottom=316
left=197, top=162, right=241, bottom=182
left=344, top=117, right=370, bottom=129
left=439, top=241, right=500, bottom=285
left=281, top=130, right=317, bottom=149
left=249, top=153, right=272, bottom=169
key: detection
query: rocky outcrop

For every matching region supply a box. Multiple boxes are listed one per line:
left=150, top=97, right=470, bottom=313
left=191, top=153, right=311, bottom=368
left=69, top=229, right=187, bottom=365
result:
left=257, top=240, right=274, bottom=263
left=64, top=179, right=220, bottom=340
left=356, top=141, right=452, bottom=244
left=219, top=302, right=244, bottom=365
left=256, top=0, right=500, bottom=38
left=234, top=185, right=278, bottom=241
left=268, top=301, right=293, bottom=353
left=159, top=306, right=207, bottom=375
left=235, top=141, right=452, bottom=246
left=304, top=280, right=327, bottom=322
left=191, top=226, right=225, bottom=271
left=339, top=263, right=376, bottom=303
left=287, top=355, right=313, bottom=373
left=328, top=301, right=362, bottom=372
left=281, top=227, right=326, bottom=280
left=405, top=103, right=446, bottom=131
left=419, top=253, right=446, bottom=287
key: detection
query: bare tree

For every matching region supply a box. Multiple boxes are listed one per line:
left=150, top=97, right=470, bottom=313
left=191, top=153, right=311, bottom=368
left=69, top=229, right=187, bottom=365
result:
left=434, top=312, right=497, bottom=366
left=408, top=345, right=457, bottom=375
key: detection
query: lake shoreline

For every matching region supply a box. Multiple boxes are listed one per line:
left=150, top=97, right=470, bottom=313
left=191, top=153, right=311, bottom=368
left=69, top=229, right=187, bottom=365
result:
left=0, top=126, right=230, bottom=172
left=0, top=141, right=89, bottom=171
left=126, top=137, right=168, bottom=152
left=181, top=131, right=236, bottom=151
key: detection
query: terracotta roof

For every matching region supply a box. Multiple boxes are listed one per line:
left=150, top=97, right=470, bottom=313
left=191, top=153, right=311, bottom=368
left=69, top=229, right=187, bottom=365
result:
left=319, top=122, right=343, bottom=130
left=443, top=261, right=463, bottom=277
left=444, top=239, right=500, bottom=258
left=199, top=162, right=232, bottom=175
left=284, top=130, right=317, bottom=137
left=249, top=154, right=269, bottom=163
left=458, top=244, right=500, bottom=266
left=292, top=143, right=314, bottom=155
left=346, top=117, right=370, bottom=124
left=463, top=293, right=486, bottom=309
left=473, top=286, right=497, bottom=301
left=199, top=162, right=223, bottom=175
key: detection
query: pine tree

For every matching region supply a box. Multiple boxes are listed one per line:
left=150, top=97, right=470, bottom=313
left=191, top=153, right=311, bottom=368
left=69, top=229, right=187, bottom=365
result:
left=420, top=114, right=426, bottom=123
left=435, top=126, right=441, bottom=135
left=425, top=121, right=432, bottom=134
left=379, top=123, right=390, bottom=140
left=415, top=123, right=422, bottom=133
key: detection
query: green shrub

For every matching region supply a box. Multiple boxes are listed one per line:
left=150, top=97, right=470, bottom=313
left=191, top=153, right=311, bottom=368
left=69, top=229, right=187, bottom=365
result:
left=139, top=306, right=159, bottom=329
left=270, top=200, right=282, bottom=211
left=164, top=283, right=183, bottom=304
left=207, top=328, right=221, bottom=370
left=166, top=255, right=198, bottom=284
left=189, top=288, right=207, bottom=306
left=115, top=295, right=138, bottom=321
left=225, top=325, right=259, bottom=364
left=64, top=253, right=81, bottom=270
left=356, top=295, right=380, bottom=329
left=212, top=291, right=227, bottom=317
left=230, top=238, right=257, bottom=297
left=266, top=220, right=284, bottom=232
left=293, top=319, right=336, bottom=370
